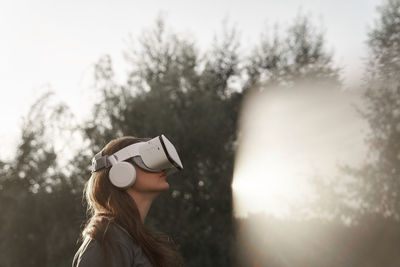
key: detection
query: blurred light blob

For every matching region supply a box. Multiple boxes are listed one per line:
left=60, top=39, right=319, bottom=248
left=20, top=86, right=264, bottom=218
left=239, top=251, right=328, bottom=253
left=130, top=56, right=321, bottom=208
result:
left=232, top=83, right=366, bottom=218
left=232, top=153, right=309, bottom=218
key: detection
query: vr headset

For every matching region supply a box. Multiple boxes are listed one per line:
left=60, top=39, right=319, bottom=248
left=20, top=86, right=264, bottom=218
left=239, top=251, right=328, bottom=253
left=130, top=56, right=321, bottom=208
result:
left=91, top=135, right=183, bottom=189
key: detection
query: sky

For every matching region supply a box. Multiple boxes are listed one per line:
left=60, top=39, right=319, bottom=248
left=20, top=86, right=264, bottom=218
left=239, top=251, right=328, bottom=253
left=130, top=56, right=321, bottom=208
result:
left=0, top=0, right=382, bottom=159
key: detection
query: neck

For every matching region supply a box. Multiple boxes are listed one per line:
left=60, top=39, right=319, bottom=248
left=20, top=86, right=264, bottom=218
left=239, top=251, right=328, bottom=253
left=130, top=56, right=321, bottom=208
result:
left=127, top=190, right=158, bottom=223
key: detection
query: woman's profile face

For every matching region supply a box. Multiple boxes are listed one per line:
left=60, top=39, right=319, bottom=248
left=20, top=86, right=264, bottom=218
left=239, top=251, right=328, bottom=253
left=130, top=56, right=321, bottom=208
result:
left=130, top=165, right=170, bottom=193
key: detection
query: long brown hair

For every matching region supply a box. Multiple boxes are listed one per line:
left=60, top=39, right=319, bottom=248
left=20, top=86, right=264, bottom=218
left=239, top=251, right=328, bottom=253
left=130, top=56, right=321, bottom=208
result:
left=81, top=136, right=183, bottom=267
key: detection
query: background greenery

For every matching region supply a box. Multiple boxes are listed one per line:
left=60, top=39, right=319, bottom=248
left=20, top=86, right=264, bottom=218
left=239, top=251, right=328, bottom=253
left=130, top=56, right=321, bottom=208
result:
left=1, top=1, right=400, bottom=266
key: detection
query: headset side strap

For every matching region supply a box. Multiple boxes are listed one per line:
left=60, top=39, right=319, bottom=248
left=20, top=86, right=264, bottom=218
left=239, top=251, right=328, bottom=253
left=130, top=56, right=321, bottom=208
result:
left=91, top=142, right=144, bottom=173
left=91, top=151, right=110, bottom=172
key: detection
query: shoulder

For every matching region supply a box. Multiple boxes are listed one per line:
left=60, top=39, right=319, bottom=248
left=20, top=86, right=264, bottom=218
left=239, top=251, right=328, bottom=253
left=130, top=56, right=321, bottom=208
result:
left=110, top=223, right=154, bottom=266
left=108, top=222, right=137, bottom=249
left=72, top=223, right=153, bottom=267
left=72, top=237, right=106, bottom=267
left=72, top=236, right=133, bottom=267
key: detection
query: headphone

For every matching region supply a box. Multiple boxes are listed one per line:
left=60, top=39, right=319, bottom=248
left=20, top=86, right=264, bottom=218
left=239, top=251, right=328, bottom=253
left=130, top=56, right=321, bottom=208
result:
left=91, top=135, right=183, bottom=190
left=108, top=155, right=138, bottom=189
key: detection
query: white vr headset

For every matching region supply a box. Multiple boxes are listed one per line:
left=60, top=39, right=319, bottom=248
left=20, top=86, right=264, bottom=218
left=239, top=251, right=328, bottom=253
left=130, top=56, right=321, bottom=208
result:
left=91, top=135, right=183, bottom=189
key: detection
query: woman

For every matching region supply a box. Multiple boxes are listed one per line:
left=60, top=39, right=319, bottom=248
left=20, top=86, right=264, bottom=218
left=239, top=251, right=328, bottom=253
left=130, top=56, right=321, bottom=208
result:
left=72, top=135, right=184, bottom=267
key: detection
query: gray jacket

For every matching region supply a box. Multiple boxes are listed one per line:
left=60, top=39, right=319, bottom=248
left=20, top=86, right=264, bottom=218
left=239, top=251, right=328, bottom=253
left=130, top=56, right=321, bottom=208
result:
left=72, top=223, right=153, bottom=267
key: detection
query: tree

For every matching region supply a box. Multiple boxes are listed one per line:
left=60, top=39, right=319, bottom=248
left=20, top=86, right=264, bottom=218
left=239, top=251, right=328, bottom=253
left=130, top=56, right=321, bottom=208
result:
left=245, top=13, right=341, bottom=90
left=0, top=93, right=83, bottom=267
left=339, top=0, right=400, bottom=220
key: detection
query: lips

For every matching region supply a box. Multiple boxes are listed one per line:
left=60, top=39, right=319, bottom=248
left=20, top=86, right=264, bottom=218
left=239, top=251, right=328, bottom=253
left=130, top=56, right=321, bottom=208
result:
left=160, top=171, right=167, bottom=178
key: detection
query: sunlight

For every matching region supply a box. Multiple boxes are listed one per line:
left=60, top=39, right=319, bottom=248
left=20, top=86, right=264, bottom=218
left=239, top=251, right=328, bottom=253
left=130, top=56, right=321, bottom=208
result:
left=232, top=153, right=310, bottom=217
left=232, top=83, right=367, bottom=218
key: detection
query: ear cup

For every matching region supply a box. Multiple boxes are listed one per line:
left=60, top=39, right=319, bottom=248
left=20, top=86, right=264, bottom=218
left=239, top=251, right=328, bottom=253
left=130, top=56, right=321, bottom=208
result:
left=109, top=162, right=137, bottom=189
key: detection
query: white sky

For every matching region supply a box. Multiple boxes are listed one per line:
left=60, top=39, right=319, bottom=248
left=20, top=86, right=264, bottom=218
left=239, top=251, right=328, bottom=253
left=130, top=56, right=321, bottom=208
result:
left=1, top=0, right=382, bottom=160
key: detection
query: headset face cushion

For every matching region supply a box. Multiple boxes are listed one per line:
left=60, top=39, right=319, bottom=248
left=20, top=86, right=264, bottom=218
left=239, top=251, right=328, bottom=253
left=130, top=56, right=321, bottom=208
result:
left=109, top=162, right=137, bottom=189
left=132, top=156, right=159, bottom=173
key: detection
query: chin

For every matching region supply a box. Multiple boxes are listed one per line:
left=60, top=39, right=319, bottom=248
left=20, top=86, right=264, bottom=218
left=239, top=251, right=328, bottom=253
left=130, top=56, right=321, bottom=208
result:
left=160, top=181, right=170, bottom=191
left=151, top=180, right=169, bottom=193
